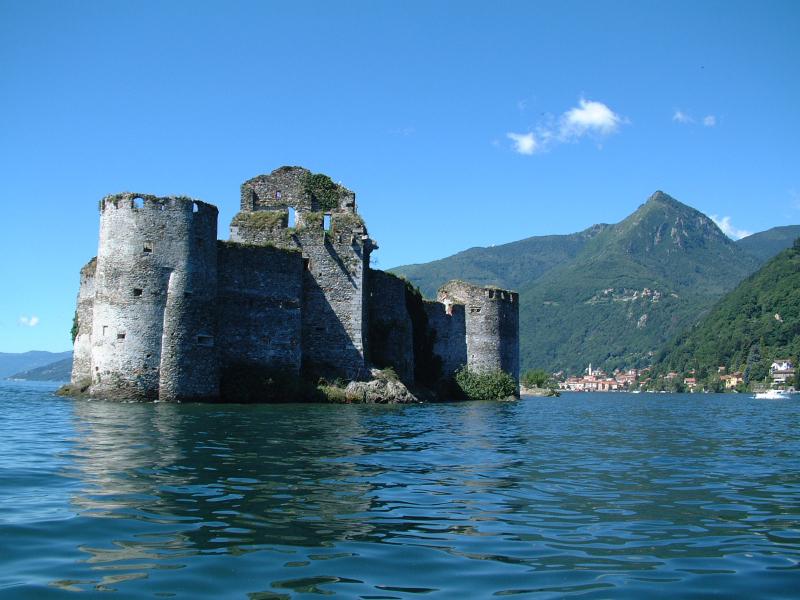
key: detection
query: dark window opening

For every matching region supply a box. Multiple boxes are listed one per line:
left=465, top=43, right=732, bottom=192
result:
left=184, top=291, right=193, bottom=298
left=102, top=325, right=108, bottom=337
left=323, top=214, right=331, bottom=231
left=197, top=334, right=214, bottom=347
left=117, top=332, right=126, bottom=340
left=288, top=207, right=296, bottom=227
left=303, top=258, right=311, bottom=271
left=470, top=306, right=482, bottom=314
left=192, top=202, right=199, bottom=213
left=143, top=242, right=153, bottom=253
left=133, top=288, right=143, bottom=297
left=133, top=197, right=144, bottom=209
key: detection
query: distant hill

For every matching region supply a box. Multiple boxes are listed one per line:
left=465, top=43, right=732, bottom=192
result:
left=390, top=225, right=608, bottom=299
left=652, top=240, right=800, bottom=383
left=736, top=225, right=800, bottom=262
left=7, top=357, right=72, bottom=382
left=517, top=192, right=761, bottom=373
left=0, top=351, right=72, bottom=379
left=393, top=191, right=799, bottom=374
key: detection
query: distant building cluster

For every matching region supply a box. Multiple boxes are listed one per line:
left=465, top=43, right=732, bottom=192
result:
left=557, top=364, right=640, bottom=392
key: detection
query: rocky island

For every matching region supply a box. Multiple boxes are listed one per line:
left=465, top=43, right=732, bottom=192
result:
left=61, top=167, right=519, bottom=402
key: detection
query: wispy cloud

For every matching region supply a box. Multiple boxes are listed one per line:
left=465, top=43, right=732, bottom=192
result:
left=506, top=98, right=624, bottom=155
left=711, top=215, right=752, bottom=240
left=702, top=115, right=716, bottom=127
left=673, top=110, right=694, bottom=124
left=19, top=315, right=40, bottom=327
left=506, top=132, right=537, bottom=155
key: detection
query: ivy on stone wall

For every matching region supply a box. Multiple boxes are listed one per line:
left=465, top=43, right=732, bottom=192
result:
left=71, top=311, right=79, bottom=344
left=302, top=173, right=341, bottom=212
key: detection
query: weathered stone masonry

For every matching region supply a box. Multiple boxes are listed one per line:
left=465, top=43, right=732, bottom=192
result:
left=70, top=166, right=519, bottom=401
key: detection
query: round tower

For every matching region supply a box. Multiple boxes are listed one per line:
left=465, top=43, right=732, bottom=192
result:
left=438, top=281, right=520, bottom=384
left=90, top=194, right=218, bottom=400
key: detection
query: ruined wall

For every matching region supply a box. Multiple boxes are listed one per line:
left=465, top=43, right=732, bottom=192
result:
left=70, top=257, right=96, bottom=385
left=90, top=194, right=219, bottom=401
left=367, top=269, right=414, bottom=383
left=231, top=167, right=374, bottom=381
left=438, top=281, right=519, bottom=382
left=216, top=242, right=303, bottom=374
left=423, top=300, right=467, bottom=380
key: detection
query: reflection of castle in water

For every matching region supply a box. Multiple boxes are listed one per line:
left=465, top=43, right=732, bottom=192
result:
left=67, top=401, right=379, bottom=566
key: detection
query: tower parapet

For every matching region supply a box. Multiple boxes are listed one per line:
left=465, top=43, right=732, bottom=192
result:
left=91, top=193, right=219, bottom=400
left=437, top=280, right=519, bottom=385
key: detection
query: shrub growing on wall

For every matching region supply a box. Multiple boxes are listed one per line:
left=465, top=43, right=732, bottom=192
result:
left=454, top=367, right=517, bottom=401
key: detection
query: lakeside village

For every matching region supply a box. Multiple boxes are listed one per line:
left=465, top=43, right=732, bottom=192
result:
left=552, top=360, right=796, bottom=393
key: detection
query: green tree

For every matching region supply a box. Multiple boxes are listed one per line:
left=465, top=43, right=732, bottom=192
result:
left=522, top=369, right=550, bottom=388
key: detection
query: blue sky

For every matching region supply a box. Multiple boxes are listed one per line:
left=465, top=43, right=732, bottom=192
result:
left=1, top=0, right=798, bottom=352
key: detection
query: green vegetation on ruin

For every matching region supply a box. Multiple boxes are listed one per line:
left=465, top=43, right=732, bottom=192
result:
left=231, top=210, right=288, bottom=230
left=302, top=172, right=342, bottom=212
left=71, top=311, right=79, bottom=344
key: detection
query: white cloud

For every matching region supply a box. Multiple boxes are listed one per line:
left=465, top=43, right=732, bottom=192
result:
left=19, top=315, right=40, bottom=327
left=507, top=132, right=538, bottom=155
left=560, top=98, right=621, bottom=138
left=703, top=115, right=716, bottom=127
left=673, top=110, right=694, bottom=124
left=506, top=98, right=624, bottom=156
left=711, top=215, right=752, bottom=240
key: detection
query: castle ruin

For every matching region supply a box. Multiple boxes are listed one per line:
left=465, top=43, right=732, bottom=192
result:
left=70, top=166, right=519, bottom=401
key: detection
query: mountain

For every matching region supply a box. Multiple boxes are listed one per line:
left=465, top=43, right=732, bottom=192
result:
left=390, top=225, right=608, bottom=299
left=736, top=225, right=800, bottom=262
left=516, top=192, right=761, bottom=373
left=7, top=358, right=72, bottom=382
left=0, top=351, right=72, bottom=379
left=652, top=239, right=800, bottom=383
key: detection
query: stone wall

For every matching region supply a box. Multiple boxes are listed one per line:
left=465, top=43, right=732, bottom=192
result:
left=438, top=281, right=519, bottom=382
left=230, top=167, right=375, bottom=382
left=216, top=242, right=303, bottom=374
left=91, top=194, right=219, bottom=401
left=423, top=300, right=467, bottom=379
left=70, top=257, right=96, bottom=385
left=367, top=269, right=414, bottom=383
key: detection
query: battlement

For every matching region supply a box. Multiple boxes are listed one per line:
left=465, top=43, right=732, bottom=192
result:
left=100, top=192, right=218, bottom=217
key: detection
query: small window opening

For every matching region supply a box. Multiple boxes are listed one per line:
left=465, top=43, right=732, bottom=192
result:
left=133, top=197, right=144, bottom=209
left=143, top=242, right=153, bottom=253
left=102, top=325, right=108, bottom=337
left=470, top=306, right=482, bottom=314
left=303, top=258, right=311, bottom=271
left=184, top=291, right=193, bottom=298
left=276, top=190, right=282, bottom=199
left=487, top=289, right=494, bottom=299
left=192, top=202, right=199, bottom=213
left=323, top=214, right=331, bottom=231
left=196, top=334, right=214, bottom=347
left=133, top=288, right=143, bottom=297
left=288, top=207, right=296, bottom=227
left=117, top=332, right=126, bottom=340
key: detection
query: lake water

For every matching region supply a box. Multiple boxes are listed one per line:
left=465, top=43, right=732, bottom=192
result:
left=1, top=381, right=799, bottom=598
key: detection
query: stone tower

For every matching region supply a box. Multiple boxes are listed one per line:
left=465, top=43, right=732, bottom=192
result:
left=437, top=281, right=520, bottom=384
left=230, top=166, right=375, bottom=380
left=86, top=193, right=219, bottom=400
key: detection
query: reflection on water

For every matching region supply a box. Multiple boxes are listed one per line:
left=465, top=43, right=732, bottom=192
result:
left=1, top=382, right=799, bottom=598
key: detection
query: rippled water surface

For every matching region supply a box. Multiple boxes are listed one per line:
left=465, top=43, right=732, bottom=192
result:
left=1, top=381, right=799, bottom=598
